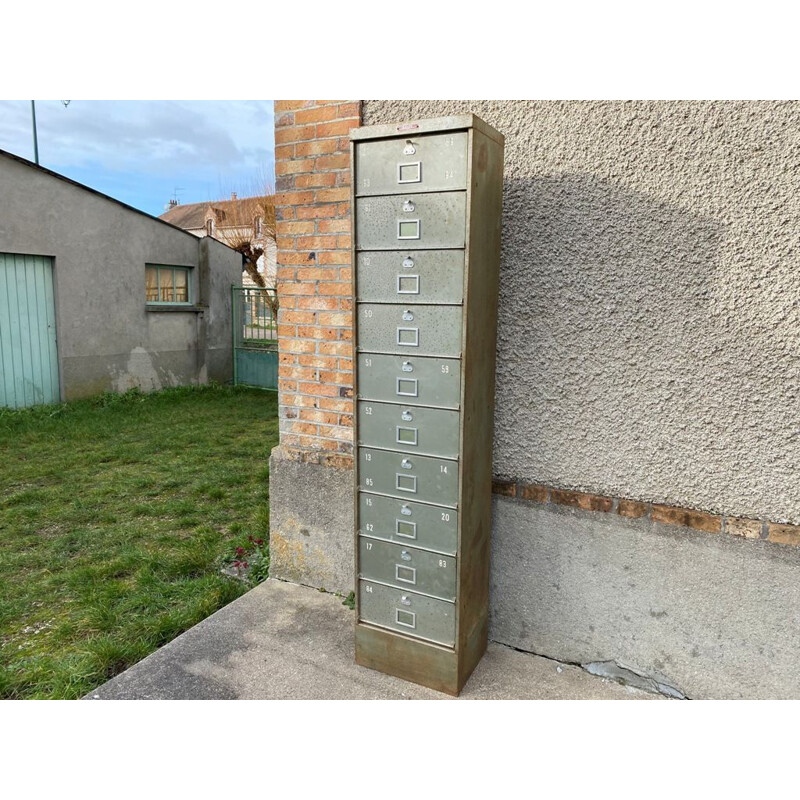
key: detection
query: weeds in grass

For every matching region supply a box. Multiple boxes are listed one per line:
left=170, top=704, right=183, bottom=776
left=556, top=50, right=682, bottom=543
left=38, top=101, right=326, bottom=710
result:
left=0, top=384, right=278, bottom=699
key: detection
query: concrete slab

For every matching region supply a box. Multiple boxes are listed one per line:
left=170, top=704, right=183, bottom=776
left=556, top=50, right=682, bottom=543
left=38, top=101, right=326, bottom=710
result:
left=85, top=579, right=662, bottom=700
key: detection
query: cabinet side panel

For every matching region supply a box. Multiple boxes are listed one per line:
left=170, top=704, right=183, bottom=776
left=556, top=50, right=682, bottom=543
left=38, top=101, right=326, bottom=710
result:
left=457, top=128, right=504, bottom=690
left=352, top=139, right=362, bottom=620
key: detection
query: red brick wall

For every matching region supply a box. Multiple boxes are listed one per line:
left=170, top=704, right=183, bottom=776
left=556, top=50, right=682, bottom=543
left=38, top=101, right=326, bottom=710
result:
left=273, top=101, right=360, bottom=455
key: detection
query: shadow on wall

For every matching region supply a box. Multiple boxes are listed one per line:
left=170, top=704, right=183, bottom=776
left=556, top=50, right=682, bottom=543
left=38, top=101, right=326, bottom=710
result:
left=493, top=173, right=753, bottom=510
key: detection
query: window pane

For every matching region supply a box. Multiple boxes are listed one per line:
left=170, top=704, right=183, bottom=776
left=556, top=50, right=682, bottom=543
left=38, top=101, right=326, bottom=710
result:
left=159, top=268, right=174, bottom=302
left=174, top=269, right=188, bottom=303
left=146, top=267, right=159, bottom=302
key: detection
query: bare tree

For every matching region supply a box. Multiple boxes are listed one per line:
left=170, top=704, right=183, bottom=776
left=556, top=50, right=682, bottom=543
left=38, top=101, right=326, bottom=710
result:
left=208, top=190, right=278, bottom=317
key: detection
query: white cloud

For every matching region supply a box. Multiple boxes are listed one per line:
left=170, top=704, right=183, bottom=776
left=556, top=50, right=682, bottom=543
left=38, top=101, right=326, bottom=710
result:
left=0, top=99, right=274, bottom=178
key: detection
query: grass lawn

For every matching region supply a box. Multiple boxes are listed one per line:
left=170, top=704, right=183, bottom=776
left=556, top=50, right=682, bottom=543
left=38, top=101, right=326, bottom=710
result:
left=0, top=384, right=278, bottom=699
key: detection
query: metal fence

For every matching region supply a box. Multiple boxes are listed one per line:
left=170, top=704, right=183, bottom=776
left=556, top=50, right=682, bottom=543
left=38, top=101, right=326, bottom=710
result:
left=232, top=286, right=278, bottom=390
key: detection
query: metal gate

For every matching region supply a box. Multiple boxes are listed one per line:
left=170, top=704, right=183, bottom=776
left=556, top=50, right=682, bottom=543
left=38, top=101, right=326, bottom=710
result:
left=0, top=253, right=60, bottom=408
left=232, top=285, right=278, bottom=390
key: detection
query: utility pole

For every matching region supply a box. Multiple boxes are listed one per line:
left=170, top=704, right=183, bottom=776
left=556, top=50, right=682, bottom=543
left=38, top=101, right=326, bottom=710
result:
left=30, top=100, right=70, bottom=166
left=31, top=101, right=39, bottom=165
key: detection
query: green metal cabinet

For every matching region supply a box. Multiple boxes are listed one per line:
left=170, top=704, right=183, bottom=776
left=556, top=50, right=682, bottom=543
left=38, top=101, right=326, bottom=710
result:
left=352, top=115, right=504, bottom=695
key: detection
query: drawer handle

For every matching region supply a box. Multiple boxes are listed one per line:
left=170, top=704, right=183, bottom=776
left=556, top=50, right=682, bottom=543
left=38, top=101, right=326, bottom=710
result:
left=401, top=458, right=413, bottom=470
left=402, top=257, right=415, bottom=269
left=403, top=141, right=416, bottom=155
left=401, top=410, right=413, bottom=421
left=400, top=595, right=412, bottom=606
left=396, top=377, right=418, bottom=397
left=402, top=199, right=416, bottom=213
left=397, top=275, right=420, bottom=295
left=397, top=327, right=419, bottom=346
left=401, top=361, right=414, bottom=373
left=396, top=564, right=416, bottom=584
left=400, top=505, right=412, bottom=516
left=397, top=219, right=420, bottom=240
left=396, top=473, right=417, bottom=493
left=396, top=426, right=418, bottom=446
left=395, top=608, right=416, bottom=628
left=400, top=550, right=412, bottom=561
left=396, top=519, right=416, bottom=539
left=402, top=310, right=414, bottom=321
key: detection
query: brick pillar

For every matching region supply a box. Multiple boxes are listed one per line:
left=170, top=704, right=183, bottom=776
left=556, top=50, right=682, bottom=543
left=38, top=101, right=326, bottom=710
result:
left=269, top=100, right=361, bottom=593
left=274, top=100, right=360, bottom=457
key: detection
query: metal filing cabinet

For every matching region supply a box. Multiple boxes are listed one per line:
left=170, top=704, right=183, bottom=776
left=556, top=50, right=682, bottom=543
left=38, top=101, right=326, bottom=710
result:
left=351, top=115, right=504, bottom=695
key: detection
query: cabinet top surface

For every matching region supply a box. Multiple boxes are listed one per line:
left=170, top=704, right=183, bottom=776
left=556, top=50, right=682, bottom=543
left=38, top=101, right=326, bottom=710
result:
left=350, top=113, right=505, bottom=146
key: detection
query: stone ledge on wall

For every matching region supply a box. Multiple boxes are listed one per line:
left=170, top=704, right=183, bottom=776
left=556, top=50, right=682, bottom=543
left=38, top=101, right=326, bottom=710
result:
left=491, top=479, right=798, bottom=547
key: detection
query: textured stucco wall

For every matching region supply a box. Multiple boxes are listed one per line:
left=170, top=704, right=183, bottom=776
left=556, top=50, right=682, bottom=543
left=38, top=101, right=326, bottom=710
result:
left=362, top=101, right=800, bottom=524
left=0, top=154, right=240, bottom=400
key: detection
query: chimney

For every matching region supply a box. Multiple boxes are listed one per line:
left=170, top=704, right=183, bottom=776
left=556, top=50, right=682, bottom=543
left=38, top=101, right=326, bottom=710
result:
left=168, top=198, right=179, bottom=209
left=231, top=192, right=237, bottom=200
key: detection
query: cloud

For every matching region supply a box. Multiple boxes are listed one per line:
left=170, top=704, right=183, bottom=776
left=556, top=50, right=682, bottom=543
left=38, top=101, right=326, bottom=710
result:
left=0, top=99, right=273, bottom=177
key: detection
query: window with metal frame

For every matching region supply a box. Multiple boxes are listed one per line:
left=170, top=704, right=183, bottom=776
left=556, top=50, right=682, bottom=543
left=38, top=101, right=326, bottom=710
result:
left=145, top=265, right=192, bottom=304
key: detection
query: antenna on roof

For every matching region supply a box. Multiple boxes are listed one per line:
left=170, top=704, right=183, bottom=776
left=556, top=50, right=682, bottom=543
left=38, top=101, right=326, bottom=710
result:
left=166, top=187, right=184, bottom=211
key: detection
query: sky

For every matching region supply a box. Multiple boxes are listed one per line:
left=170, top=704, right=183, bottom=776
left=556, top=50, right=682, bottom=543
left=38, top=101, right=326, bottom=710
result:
left=0, top=100, right=275, bottom=217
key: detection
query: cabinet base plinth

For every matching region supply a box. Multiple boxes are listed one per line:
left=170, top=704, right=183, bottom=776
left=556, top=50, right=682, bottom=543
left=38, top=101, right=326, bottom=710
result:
left=355, top=623, right=483, bottom=696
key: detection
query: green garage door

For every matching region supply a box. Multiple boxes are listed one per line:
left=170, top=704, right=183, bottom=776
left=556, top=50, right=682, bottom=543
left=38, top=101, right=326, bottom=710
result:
left=0, top=253, right=60, bottom=408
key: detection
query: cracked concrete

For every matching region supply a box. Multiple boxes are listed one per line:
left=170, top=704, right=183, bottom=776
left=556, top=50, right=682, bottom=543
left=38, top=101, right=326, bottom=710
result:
left=85, top=579, right=662, bottom=700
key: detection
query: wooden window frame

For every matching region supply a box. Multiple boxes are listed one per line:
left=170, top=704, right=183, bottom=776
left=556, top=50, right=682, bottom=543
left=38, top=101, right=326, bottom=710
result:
left=145, top=265, right=193, bottom=306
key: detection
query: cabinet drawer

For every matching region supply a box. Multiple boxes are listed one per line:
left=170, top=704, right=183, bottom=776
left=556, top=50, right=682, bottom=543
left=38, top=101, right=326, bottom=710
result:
left=358, top=447, right=458, bottom=507
left=358, top=401, right=460, bottom=459
left=359, top=580, right=456, bottom=647
left=356, top=249, right=464, bottom=305
left=359, top=538, right=456, bottom=601
left=355, top=131, right=468, bottom=196
left=356, top=192, right=466, bottom=251
left=357, top=304, right=462, bottom=358
left=358, top=492, right=458, bottom=555
left=356, top=250, right=464, bottom=304
left=357, top=353, right=461, bottom=409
